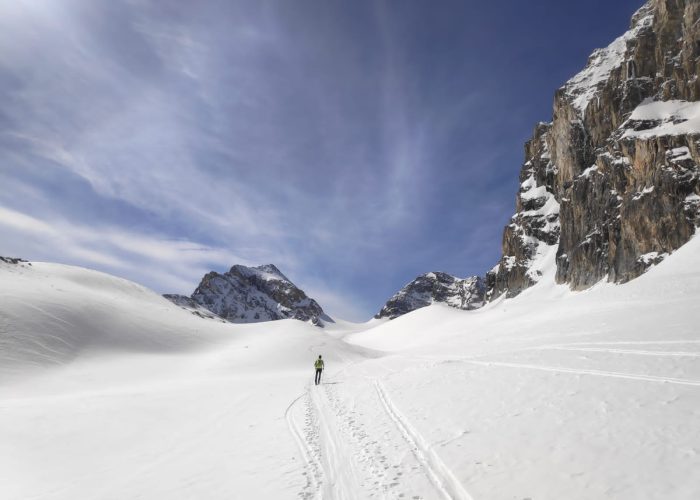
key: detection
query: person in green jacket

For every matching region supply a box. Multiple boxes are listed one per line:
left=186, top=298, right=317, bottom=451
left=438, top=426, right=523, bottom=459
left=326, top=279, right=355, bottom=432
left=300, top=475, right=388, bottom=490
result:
left=314, top=355, right=324, bottom=385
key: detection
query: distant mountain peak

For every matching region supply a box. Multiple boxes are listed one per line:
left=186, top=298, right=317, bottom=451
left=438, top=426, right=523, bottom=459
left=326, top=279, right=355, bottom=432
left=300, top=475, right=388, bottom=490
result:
left=376, top=272, right=486, bottom=320
left=165, top=263, right=331, bottom=326
left=229, top=263, right=289, bottom=282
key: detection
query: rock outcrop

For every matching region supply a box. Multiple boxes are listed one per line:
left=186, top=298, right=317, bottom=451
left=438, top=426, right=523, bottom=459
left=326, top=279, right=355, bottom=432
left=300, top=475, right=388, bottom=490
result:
left=0, top=256, right=30, bottom=266
left=165, top=264, right=331, bottom=326
left=490, top=0, right=700, bottom=298
left=376, top=272, right=485, bottom=320
left=487, top=122, right=560, bottom=299
left=162, top=294, right=226, bottom=322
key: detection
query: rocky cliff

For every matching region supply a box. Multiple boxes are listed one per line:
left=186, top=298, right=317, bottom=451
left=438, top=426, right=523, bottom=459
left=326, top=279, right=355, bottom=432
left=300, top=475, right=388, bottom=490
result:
left=490, top=0, right=700, bottom=298
left=165, top=264, right=331, bottom=326
left=376, top=273, right=485, bottom=319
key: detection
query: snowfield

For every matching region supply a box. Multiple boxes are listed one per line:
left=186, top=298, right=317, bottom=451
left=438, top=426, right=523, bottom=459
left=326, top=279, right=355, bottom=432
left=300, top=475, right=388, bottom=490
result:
left=1, top=237, right=699, bottom=499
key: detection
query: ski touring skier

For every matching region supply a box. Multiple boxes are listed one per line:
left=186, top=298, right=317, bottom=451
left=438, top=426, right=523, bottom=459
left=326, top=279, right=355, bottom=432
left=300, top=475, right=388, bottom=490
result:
left=314, top=355, right=324, bottom=385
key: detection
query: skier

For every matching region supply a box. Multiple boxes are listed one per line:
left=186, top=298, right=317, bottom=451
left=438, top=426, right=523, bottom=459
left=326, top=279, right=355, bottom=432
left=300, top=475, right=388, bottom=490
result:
left=314, top=355, right=324, bottom=385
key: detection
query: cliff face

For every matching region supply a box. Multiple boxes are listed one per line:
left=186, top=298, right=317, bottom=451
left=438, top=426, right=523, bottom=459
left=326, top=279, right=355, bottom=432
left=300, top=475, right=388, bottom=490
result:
left=487, top=122, right=560, bottom=298
left=491, top=0, right=700, bottom=298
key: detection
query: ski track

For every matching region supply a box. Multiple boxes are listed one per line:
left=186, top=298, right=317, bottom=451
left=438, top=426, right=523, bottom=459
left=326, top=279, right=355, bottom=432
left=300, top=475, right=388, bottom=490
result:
left=285, top=391, right=323, bottom=500
left=309, top=383, right=365, bottom=500
left=373, top=380, right=474, bottom=500
left=288, top=372, right=458, bottom=500
left=539, top=346, right=700, bottom=357
left=323, top=380, right=430, bottom=500
left=553, top=340, right=700, bottom=346
left=466, top=360, right=700, bottom=387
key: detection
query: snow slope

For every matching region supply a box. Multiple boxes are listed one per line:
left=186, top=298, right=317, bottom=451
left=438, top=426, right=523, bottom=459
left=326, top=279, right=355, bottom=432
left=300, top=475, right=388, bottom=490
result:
left=621, top=99, right=700, bottom=139
left=1, top=237, right=699, bottom=499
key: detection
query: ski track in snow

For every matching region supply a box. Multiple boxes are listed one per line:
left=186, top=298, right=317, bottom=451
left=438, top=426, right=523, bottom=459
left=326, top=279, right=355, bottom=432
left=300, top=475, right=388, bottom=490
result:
left=309, top=382, right=365, bottom=500
left=373, top=380, right=473, bottom=500
left=287, top=374, right=464, bottom=500
left=286, top=336, right=700, bottom=499
left=539, top=346, right=700, bottom=357
left=4, top=235, right=700, bottom=499
left=550, top=340, right=700, bottom=346
left=285, top=391, right=323, bottom=500
left=466, top=360, right=700, bottom=387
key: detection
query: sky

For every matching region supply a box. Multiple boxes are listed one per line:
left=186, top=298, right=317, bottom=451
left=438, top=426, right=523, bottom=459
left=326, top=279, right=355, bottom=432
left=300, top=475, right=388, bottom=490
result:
left=0, top=0, right=644, bottom=321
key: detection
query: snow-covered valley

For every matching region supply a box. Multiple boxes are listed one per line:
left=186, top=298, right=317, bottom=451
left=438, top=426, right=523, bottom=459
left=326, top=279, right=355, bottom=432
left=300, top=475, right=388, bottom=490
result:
left=1, top=236, right=699, bottom=499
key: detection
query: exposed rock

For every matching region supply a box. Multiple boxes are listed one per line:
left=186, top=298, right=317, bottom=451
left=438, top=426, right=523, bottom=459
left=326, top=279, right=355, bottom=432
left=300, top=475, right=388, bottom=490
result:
left=491, top=0, right=700, bottom=298
left=488, top=123, right=560, bottom=299
left=165, top=264, right=331, bottom=326
left=376, top=272, right=485, bottom=320
left=0, top=256, right=31, bottom=265
left=162, top=294, right=226, bottom=322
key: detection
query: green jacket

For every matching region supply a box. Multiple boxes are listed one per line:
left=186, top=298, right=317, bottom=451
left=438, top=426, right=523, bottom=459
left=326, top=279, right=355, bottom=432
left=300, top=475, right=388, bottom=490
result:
left=314, top=359, right=324, bottom=369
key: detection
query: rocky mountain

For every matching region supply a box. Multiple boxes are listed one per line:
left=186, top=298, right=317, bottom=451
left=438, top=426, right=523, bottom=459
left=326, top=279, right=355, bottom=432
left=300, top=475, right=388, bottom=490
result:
left=165, top=264, right=331, bottom=326
left=488, top=0, right=700, bottom=299
left=379, top=0, right=700, bottom=319
left=375, top=273, right=485, bottom=319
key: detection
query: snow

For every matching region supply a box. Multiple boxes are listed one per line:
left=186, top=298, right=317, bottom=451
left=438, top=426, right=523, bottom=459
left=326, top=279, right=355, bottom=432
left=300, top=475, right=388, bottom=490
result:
left=519, top=183, right=547, bottom=201
left=667, top=146, right=692, bottom=162
left=513, top=173, right=560, bottom=284
left=579, top=165, right=599, bottom=179
left=235, top=263, right=289, bottom=282
left=2, top=235, right=700, bottom=499
left=502, top=255, right=516, bottom=271
left=622, top=99, right=700, bottom=139
left=632, top=186, right=655, bottom=200
left=637, top=251, right=666, bottom=265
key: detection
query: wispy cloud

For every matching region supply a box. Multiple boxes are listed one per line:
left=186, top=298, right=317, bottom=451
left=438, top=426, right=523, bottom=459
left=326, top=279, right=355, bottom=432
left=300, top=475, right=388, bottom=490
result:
left=0, top=206, right=248, bottom=293
left=4, top=0, right=610, bottom=320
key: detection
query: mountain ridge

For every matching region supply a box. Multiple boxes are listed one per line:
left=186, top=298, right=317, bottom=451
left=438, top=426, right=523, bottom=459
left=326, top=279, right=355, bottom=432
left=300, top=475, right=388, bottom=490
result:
left=165, top=263, right=331, bottom=326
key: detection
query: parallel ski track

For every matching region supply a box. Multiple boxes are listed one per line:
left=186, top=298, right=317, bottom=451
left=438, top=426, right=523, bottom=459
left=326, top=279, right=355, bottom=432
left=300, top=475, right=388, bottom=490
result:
left=285, top=390, right=323, bottom=500
left=309, top=383, right=364, bottom=500
left=553, top=340, right=700, bottom=346
left=373, top=379, right=474, bottom=500
left=539, top=346, right=700, bottom=357
left=466, top=360, right=700, bottom=387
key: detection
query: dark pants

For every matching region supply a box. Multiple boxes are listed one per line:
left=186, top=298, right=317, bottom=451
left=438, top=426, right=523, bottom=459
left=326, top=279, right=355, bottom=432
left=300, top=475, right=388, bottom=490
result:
left=315, top=368, right=323, bottom=385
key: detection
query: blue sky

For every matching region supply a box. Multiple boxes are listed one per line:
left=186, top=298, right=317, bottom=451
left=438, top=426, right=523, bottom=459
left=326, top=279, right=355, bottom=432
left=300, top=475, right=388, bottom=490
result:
left=0, top=0, right=643, bottom=320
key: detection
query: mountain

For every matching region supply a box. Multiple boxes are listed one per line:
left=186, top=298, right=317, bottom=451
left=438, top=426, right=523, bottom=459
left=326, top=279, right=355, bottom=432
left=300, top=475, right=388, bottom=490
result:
left=378, top=0, right=700, bottom=317
left=165, top=264, right=332, bottom=326
left=3, top=3, right=700, bottom=496
left=487, top=0, right=700, bottom=299
left=375, top=272, right=485, bottom=319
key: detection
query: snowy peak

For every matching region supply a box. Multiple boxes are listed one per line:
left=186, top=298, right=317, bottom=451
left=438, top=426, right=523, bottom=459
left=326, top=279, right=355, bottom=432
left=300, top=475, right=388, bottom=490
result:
left=231, top=263, right=290, bottom=282
left=376, top=272, right=486, bottom=320
left=561, top=2, right=654, bottom=114
left=166, top=264, right=331, bottom=326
